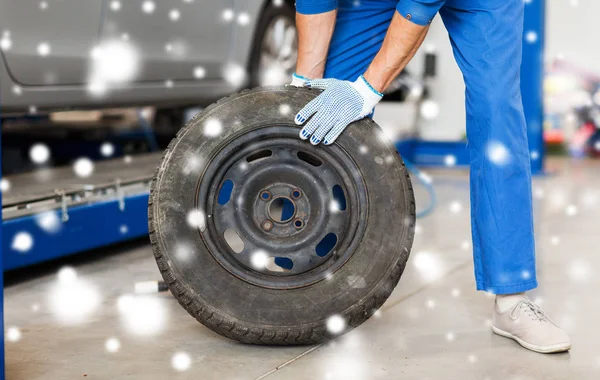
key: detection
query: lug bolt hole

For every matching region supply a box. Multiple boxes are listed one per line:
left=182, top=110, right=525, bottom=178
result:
left=291, top=189, right=302, bottom=199
left=293, top=218, right=304, bottom=229
left=260, top=190, right=271, bottom=201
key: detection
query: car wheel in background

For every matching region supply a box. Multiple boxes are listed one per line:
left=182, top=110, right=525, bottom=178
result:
left=249, top=1, right=297, bottom=87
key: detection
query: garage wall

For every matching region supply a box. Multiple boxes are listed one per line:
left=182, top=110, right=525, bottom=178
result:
left=390, top=0, right=599, bottom=142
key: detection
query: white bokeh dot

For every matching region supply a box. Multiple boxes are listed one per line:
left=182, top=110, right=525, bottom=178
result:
left=105, top=337, right=121, bottom=353
left=186, top=209, right=206, bottom=230
left=222, top=8, right=234, bottom=21
left=237, top=12, right=250, bottom=25
left=58, top=266, right=78, bottom=284
left=165, top=79, right=174, bottom=88
left=565, top=204, right=578, bottom=216
left=568, top=260, right=591, bottom=282
left=486, top=141, right=511, bottom=166
left=117, top=294, right=168, bottom=336
left=36, top=211, right=61, bottom=234
left=250, top=250, right=269, bottom=269
left=37, top=42, right=51, bottom=56
left=169, top=9, right=181, bottom=21
left=413, top=251, right=442, bottom=282
left=100, top=142, right=115, bottom=157
left=449, top=201, right=463, bottom=214
left=525, top=31, right=538, bottom=43
left=204, top=118, right=222, bottom=137
left=110, top=0, right=121, bottom=11
left=444, top=154, right=457, bottom=167
left=1, top=178, right=11, bottom=192
left=30, top=143, right=51, bottom=164
left=142, top=1, right=155, bottom=14
left=0, top=33, right=11, bottom=51
left=279, top=104, right=291, bottom=116
left=12, top=232, right=34, bottom=252
left=172, top=352, right=192, bottom=372
left=193, top=66, right=206, bottom=79
left=326, top=315, right=346, bottom=334
left=223, top=63, right=246, bottom=86
left=530, top=150, right=540, bottom=160
left=420, top=100, right=440, bottom=120
left=6, top=326, right=21, bottom=342
left=74, top=157, right=94, bottom=178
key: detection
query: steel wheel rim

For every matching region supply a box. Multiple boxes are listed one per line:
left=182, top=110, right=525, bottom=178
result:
left=195, top=126, right=368, bottom=289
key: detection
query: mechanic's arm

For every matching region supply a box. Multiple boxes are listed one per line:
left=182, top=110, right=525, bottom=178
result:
left=293, top=1, right=338, bottom=83
left=295, top=1, right=445, bottom=145
left=363, top=11, right=430, bottom=93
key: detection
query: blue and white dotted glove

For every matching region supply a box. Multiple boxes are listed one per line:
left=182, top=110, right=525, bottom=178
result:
left=295, top=75, right=383, bottom=145
left=290, top=72, right=309, bottom=87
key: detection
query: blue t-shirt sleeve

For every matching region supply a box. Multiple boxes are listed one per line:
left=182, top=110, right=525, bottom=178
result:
left=396, top=0, right=446, bottom=25
left=295, top=0, right=338, bottom=15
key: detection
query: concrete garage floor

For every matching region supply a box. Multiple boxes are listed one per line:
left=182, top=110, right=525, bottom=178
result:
left=5, top=158, right=600, bottom=380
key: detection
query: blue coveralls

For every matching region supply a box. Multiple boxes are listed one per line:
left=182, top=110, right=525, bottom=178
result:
left=296, top=0, right=537, bottom=294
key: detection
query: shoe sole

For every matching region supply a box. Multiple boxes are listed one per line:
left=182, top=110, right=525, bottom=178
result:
left=491, top=325, right=571, bottom=354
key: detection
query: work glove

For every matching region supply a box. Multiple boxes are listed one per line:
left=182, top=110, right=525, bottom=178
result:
left=295, top=75, right=383, bottom=145
left=290, top=72, right=310, bottom=87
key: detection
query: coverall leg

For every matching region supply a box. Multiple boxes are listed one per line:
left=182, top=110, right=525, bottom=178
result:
left=301, top=0, right=538, bottom=294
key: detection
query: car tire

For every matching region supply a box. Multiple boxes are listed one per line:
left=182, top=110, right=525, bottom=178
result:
left=148, top=86, right=415, bottom=345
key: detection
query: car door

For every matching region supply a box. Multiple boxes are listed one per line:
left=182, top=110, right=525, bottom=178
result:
left=0, top=0, right=103, bottom=86
left=100, top=0, right=235, bottom=83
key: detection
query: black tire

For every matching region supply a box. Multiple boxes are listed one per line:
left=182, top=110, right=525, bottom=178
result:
left=148, top=86, right=415, bottom=345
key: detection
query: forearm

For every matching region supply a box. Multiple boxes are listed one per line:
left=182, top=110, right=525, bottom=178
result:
left=295, top=10, right=337, bottom=79
left=364, top=11, right=430, bottom=93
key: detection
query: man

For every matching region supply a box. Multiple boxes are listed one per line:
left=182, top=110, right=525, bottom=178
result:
left=291, top=0, right=571, bottom=353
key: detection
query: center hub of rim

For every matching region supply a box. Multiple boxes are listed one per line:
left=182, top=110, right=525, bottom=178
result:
left=255, top=184, right=309, bottom=236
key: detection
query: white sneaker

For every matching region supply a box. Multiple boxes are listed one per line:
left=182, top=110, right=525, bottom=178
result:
left=492, top=298, right=571, bottom=353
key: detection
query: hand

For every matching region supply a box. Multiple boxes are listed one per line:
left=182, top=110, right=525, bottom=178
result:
left=294, top=75, right=383, bottom=145
left=290, top=72, right=310, bottom=87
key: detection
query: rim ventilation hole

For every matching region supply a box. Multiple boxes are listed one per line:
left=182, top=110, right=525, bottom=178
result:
left=269, top=197, right=295, bottom=223
left=246, top=149, right=272, bottom=163
left=316, top=233, right=338, bottom=257
left=297, top=151, right=322, bottom=167
left=332, top=184, right=347, bottom=211
left=224, top=228, right=244, bottom=253
left=266, top=257, right=294, bottom=272
left=218, top=179, right=234, bottom=205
